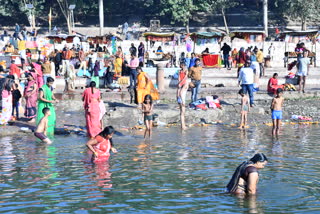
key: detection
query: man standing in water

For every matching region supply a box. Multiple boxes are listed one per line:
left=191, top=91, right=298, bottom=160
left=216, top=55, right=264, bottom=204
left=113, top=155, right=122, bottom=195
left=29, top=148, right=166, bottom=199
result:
left=188, top=59, right=202, bottom=102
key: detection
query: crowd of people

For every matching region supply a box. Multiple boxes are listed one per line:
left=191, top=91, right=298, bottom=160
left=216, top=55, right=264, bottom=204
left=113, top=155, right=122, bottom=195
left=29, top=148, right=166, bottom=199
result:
left=0, top=25, right=314, bottom=198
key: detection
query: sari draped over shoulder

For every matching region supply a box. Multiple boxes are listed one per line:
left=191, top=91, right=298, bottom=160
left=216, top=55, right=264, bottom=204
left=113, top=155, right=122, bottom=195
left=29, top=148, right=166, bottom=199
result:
left=93, top=135, right=111, bottom=163
left=83, top=88, right=101, bottom=138
left=24, top=72, right=37, bottom=118
left=37, top=84, right=56, bottom=135
left=136, top=71, right=159, bottom=104
left=32, top=63, right=44, bottom=88
left=114, top=58, right=123, bottom=77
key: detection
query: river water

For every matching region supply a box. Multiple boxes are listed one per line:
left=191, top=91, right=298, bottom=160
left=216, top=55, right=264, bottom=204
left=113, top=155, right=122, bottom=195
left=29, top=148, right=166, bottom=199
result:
left=0, top=124, right=319, bottom=213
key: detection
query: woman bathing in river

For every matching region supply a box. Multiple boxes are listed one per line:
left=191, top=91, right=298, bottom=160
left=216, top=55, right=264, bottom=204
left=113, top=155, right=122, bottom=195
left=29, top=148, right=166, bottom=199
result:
left=227, top=153, right=268, bottom=195
left=86, top=126, right=118, bottom=163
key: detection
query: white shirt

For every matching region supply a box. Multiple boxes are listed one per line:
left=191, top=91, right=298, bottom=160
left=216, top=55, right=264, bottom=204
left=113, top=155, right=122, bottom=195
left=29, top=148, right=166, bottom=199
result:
left=251, top=61, right=260, bottom=75
left=238, top=67, right=254, bottom=85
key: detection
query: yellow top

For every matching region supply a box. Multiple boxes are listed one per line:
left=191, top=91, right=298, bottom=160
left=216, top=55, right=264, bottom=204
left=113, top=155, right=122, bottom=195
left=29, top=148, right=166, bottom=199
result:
left=257, top=50, right=264, bottom=63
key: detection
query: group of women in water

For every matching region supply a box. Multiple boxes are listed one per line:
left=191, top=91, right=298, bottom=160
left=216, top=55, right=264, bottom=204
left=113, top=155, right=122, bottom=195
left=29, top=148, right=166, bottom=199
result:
left=85, top=120, right=268, bottom=196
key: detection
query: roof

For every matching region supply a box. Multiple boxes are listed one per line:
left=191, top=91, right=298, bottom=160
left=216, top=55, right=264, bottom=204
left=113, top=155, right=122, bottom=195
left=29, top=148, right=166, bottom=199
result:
left=46, top=34, right=85, bottom=39
left=190, top=32, right=225, bottom=38
left=143, top=32, right=175, bottom=37
left=230, top=30, right=265, bottom=34
left=87, top=34, right=122, bottom=41
left=280, top=30, right=319, bottom=36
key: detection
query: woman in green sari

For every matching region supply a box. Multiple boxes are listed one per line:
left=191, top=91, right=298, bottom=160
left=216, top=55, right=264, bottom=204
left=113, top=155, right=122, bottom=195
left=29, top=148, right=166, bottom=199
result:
left=37, top=77, right=59, bottom=135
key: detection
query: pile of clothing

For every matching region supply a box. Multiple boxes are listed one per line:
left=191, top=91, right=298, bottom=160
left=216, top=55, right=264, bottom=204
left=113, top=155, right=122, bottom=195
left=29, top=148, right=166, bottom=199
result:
left=285, top=72, right=299, bottom=85
left=291, top=115, right=312, bottom=121
left=283, top=83, right=296, bottom=91
left=189, top=95, right=222, bottom=110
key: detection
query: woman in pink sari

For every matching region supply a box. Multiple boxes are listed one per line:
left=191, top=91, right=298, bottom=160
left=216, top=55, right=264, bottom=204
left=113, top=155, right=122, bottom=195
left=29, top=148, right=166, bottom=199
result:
left=82, top=81, right=101, bottom=138
left=267, top=73, right=284, bottom=94
left=24, top=72, right=38, bottom=122
left=32, top=62, right=43, bottom=88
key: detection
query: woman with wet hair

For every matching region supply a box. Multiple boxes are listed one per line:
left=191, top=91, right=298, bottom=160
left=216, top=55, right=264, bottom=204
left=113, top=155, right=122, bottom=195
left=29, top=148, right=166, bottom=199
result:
left=87, top=126, right=117, bottom=163
left=227, top=153, right=268, bottom=195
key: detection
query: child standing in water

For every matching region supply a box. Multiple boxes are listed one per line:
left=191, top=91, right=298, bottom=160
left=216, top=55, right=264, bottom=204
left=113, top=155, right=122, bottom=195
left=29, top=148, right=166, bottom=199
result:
left=271, top=88, right=284, bottom=135
left=239, top=89, right=250, bottom=129
left=34, top=107, right=52, bottom=144
left=142, top=94, right=154, bottom=138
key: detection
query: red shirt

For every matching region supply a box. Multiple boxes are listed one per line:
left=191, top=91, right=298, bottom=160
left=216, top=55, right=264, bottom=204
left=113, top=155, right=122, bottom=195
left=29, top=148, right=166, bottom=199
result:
left=10, top=64, right=21, bottom=77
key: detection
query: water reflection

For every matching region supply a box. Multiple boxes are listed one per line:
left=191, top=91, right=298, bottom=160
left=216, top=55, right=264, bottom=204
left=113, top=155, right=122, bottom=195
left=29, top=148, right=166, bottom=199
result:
left=85, top=162, right=112, bottom=190
left=237, top=195, right=265, bottom=214
left=0, top=137, right=16, bottom=177
left=0, top=126, right=319, bottom=213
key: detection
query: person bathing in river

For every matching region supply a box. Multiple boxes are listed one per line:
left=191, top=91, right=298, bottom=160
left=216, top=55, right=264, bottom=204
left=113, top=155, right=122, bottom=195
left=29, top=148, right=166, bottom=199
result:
left=239, top=89, right=250, bottom=129
left=227, top=153, right=268, bottom=195
left=271, top=88, right=284, bottom=136
left=142, top=94, right=154, bottom=139
left=34, top=107, right=52, bottom=144
left=86, top=126, right=118, bottom=163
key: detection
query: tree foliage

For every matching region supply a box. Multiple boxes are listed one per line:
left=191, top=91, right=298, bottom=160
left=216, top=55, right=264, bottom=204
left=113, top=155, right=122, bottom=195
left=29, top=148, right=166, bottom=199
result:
left=274, top=0, right=320, bottom=29
left=0, top=0, right=319, bottom=31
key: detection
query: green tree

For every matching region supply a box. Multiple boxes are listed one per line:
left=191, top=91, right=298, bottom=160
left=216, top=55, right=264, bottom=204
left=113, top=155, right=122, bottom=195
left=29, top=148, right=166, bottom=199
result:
left=160, top=0, right=209, bottom=33
left=275, top=0, right=320, bottom=30
left=206, top=0, right=239, bottom=34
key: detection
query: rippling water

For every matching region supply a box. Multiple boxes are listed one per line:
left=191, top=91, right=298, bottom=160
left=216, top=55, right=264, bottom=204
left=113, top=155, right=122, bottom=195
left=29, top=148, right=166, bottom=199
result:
left=0, top=124, right=320, bottom=213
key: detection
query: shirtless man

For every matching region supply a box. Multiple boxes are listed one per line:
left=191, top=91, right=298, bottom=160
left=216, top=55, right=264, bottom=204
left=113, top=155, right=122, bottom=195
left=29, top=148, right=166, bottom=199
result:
left=34, top=107, right=52, bottom=144
left=271, top=88, right=284, bottom=136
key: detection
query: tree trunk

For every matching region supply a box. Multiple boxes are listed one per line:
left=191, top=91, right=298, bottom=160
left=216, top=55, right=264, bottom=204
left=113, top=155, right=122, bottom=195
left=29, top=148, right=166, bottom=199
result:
left=263, top=0, right=268, bottom=37
left=99, top=0, right=104, bottom=36
left=221, top=8, right=229, bottom=35
left=186, top=18, right=190, bottom=34
left=301, top=18, right=307, bottom=31
left=67, top=13, right=72, bottom=34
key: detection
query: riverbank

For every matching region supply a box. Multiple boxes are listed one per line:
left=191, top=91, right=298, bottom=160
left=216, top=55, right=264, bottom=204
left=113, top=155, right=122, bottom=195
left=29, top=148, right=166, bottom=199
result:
left=1, top=89, right=320, bottom=137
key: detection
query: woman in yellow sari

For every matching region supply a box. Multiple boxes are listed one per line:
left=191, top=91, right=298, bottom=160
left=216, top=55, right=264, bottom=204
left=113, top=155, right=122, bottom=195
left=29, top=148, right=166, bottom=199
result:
left=114, top=56, right=123, bottom=77
left=136, top=67, right=159, bottom=104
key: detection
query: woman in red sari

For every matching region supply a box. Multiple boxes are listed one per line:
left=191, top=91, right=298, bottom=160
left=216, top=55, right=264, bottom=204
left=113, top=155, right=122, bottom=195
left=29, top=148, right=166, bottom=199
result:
left=267, top=73, right=283, bottom=94
left=82, top=81, right=102, bottom=138
left=24, top=72, right=38, bottom=123
left=86, top=126, right=117, bottom=163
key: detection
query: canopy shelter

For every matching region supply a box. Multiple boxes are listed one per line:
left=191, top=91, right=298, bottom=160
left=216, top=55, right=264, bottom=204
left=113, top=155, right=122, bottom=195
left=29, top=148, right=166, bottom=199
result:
left=87, top=34, right=122, bottom=44
left=278, top=30, right=319, bottom=43
left=45, top=34, right=86, bottom=43
left=230, top=30, right=265, bottom=43
left=190, top=31, right=225, bottom=52
left=279, top=30, right=318, bottom=67
left=190, top=31, right=225, bottom=41
left=143, top=32, right=176, bottom=51
left=143, top=32, right=175, bottom=42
